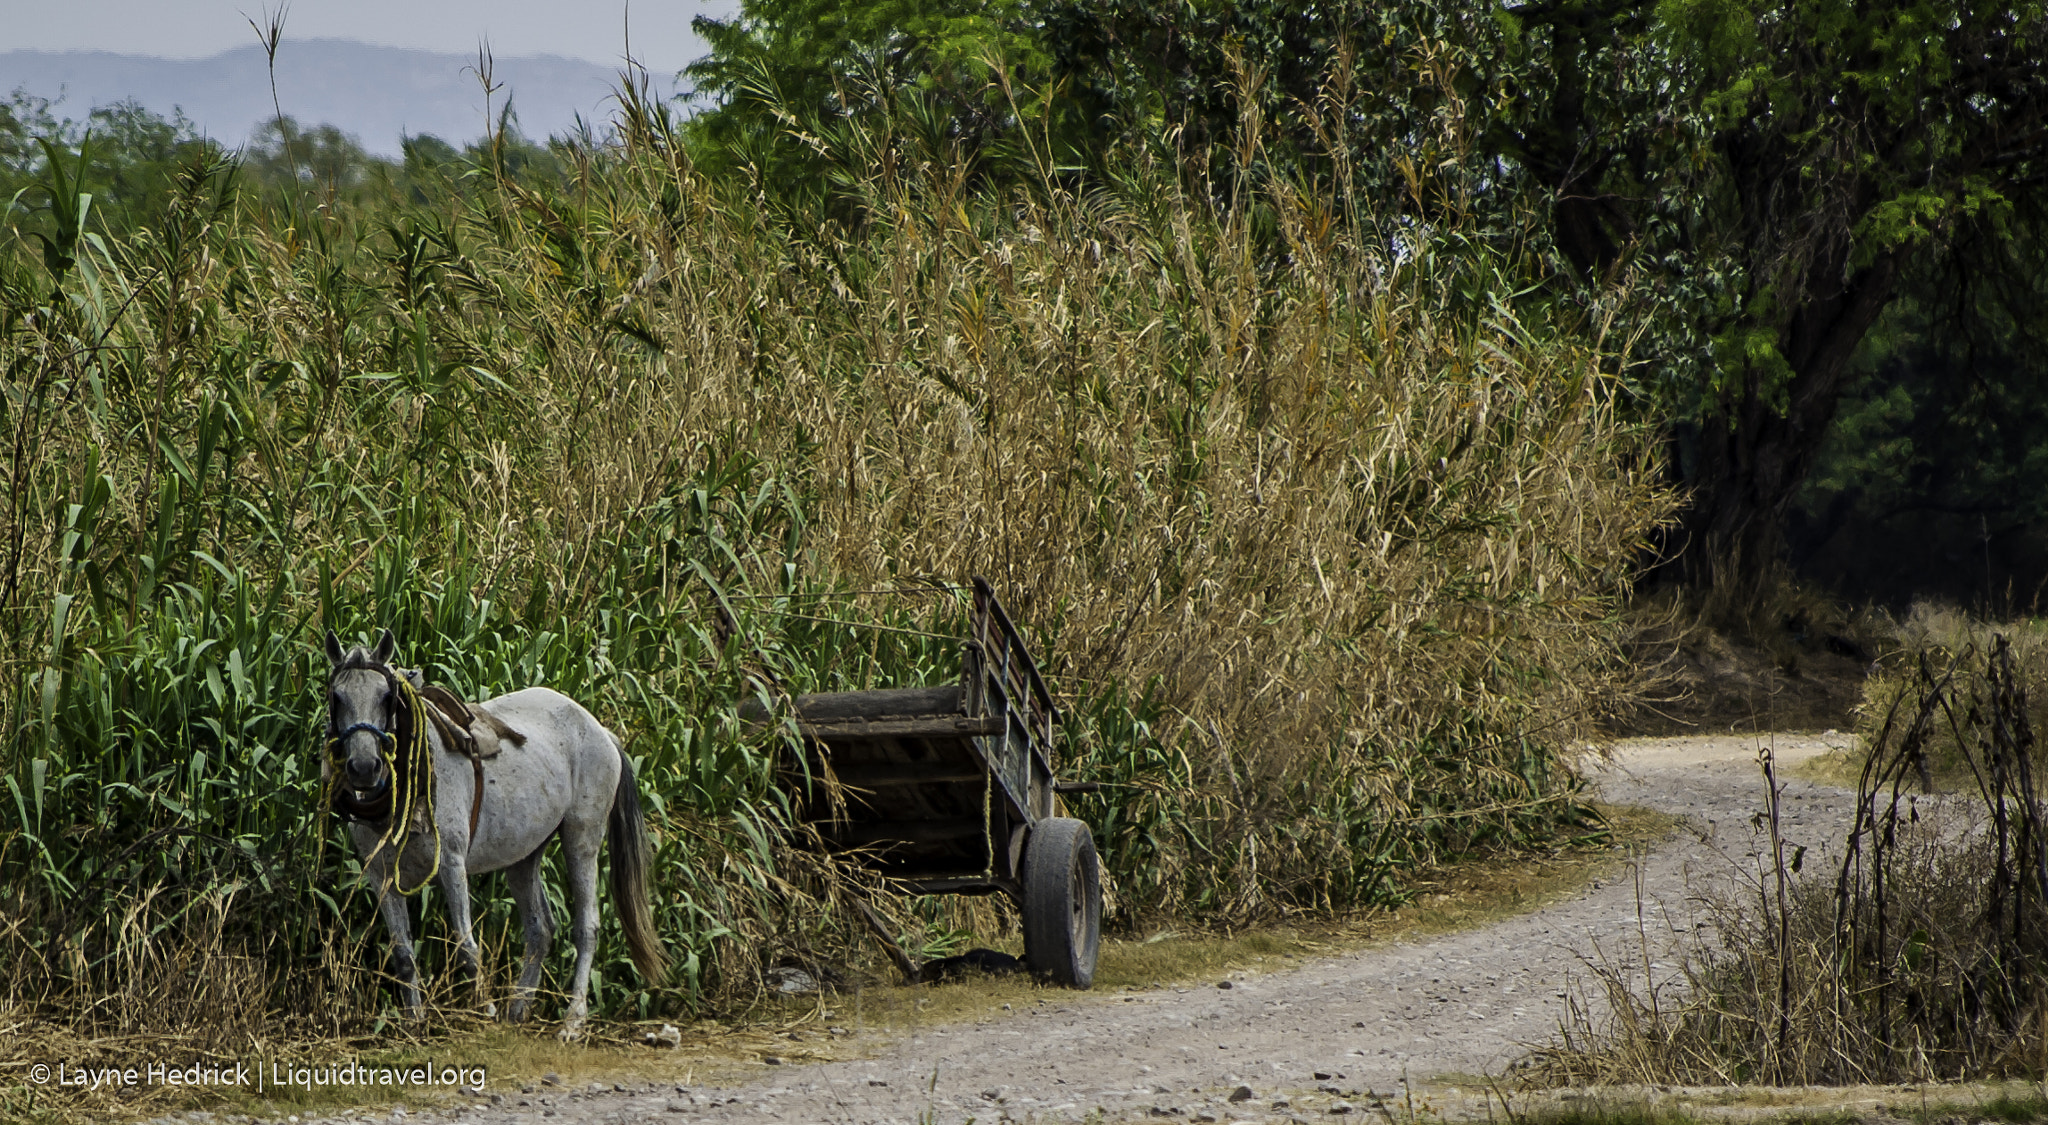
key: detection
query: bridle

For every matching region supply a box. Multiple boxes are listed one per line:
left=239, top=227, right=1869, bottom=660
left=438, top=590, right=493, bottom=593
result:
left=334, top=719, right=397, bottom=753
left=326, top=661, right=444, bottom=894
left=327, top=664, right=410, bottom=823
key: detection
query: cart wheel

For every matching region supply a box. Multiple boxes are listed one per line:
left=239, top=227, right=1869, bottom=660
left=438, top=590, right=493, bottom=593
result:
left=1022, top=817, right=1101, bottom=988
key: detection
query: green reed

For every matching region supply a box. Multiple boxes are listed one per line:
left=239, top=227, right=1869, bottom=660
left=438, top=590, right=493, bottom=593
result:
left=0, top=70, right=1672, bottom=1039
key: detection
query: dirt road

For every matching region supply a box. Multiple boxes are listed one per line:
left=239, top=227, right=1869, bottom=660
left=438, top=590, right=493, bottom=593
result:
left=296, top=733, right=1861, bottom=1125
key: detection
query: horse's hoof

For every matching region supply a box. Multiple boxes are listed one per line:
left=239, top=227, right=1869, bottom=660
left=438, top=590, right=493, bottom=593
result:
left=507, top=1001, right=531, bottom=1023
left=557, top=1019, right=585, bottom=1044
left=481, top=1001, right=498, bottom=1019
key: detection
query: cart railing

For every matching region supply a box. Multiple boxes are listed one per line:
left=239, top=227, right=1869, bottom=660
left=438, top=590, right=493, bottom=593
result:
left=968, top=575, right=1059, bottom=771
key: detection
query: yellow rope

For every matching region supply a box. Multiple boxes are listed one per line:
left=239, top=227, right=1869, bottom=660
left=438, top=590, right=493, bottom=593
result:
left=385, top=673, right=443, bottom=895
left=342, top=673, right=443, bottom=896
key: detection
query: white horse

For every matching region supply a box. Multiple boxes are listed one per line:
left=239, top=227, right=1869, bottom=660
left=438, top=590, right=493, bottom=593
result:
left=322, top=629, right=665, bottom=1038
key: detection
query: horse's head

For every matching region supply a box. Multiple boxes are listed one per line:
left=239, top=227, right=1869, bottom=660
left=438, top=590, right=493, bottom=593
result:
left=323, top=628, right=402, bottom=797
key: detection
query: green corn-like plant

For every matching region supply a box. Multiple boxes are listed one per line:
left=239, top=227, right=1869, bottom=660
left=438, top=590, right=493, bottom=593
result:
left=0, top=66, right=1672, bottom=1041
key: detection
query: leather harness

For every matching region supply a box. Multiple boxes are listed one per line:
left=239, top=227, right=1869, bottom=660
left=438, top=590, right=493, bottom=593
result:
left=415, top=682, right=527, bottom=841
left=329, top=668, right=525, bottom=843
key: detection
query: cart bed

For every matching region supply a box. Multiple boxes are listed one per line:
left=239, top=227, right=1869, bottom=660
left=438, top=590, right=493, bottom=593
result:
left=757, top=580, right=1061, bottom=899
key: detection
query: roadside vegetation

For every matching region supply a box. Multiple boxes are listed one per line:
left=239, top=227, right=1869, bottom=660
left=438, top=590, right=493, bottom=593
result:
left=1539, top=632, right=2048, bottom=1085
left=5, top=0, right=2046, bottom=1107
left=0, top=39, right=1669, bottom=1072
left=1500, top=1090, right=2048, bottom=1125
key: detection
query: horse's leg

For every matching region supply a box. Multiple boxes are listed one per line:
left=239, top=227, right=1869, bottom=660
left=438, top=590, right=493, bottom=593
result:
left=505, top=848, right=555, bottom=1023
left=374, top=881, right=424, bottom=1018
left=556, top=814, right=607, bottom=1042
left=436, top=852, right=494, bottom=1018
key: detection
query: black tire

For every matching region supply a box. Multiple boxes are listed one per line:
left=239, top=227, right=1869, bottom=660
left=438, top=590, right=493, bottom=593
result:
left=1021, top=817, right=1101, bottom=988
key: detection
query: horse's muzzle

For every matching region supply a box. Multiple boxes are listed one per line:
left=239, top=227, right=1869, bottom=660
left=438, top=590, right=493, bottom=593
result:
left=346, top=755, right=387, bottom=792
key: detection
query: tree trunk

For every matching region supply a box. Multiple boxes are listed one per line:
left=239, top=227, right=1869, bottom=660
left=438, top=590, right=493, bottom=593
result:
left=1660, top=252, right=1901, bottom=602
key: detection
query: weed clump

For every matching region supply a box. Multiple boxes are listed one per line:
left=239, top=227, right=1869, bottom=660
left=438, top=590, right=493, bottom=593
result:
left=1537, top=636, right=2048, bottom=1085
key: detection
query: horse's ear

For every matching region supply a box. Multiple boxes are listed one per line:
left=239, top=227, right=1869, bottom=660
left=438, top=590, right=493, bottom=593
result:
left=372, top=628, right=397, bottom=665
left=323, top=629, right=344, bottom=666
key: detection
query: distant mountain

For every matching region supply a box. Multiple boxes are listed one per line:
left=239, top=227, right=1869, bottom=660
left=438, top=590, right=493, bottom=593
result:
left=0, top=40, right=690, bottom=157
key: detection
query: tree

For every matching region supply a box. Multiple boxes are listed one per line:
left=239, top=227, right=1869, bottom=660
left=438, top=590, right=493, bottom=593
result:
left=78, top=100, right=219, bottom=230
left=244, top=116, right=378, bottom=192
left=1788, top=213, right=2048, bottom=606
left=1037, top=0, right=1408, bottom=173
left=1, top=94, right=227, bottom=247
left=1492, top=0, right=2048, bottom=598
left=0, top=89, right=62, bottom=185
left=684, top=0, right=1053, bottom=189
left=1034, top=0, right=2048, bottom=599
left=615, top=0, right=2048, bottom=600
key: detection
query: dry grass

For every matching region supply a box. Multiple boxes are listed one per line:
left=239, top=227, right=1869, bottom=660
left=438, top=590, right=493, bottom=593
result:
left=1789, top=744, right=1867, bottom=789
left=0, top=801, right=1676, bottom=1123
left=1532, top=636, right=2048, bottom=1087
left=1493, top=1086, right=2048, bottom=1125
left=0, top=64, right=1671, bottom=1051
left=1856, top=604, right=2048, bottom=787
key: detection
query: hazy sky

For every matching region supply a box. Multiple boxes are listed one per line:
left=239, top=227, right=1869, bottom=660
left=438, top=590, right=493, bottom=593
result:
left=3, top=0, right=741, bottom=74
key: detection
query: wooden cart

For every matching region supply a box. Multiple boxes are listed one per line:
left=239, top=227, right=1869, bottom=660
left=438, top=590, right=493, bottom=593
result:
left=748, top=576, right=1101, bottom=987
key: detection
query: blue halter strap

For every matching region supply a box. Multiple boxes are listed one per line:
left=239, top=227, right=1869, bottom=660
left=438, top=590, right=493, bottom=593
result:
left=334, top=720, right=395, bottom=750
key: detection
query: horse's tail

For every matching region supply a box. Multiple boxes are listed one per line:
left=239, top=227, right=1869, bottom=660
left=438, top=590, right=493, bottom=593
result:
left=608, top=743, right=668, bottom=986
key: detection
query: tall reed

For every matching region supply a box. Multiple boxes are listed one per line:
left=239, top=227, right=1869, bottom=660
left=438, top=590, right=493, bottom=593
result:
left=0, top=68, right=1670, bottom=1041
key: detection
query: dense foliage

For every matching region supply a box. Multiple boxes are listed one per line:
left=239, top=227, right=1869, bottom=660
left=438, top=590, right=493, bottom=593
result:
left=0, top=69, right=1665, bottom=1043
left=686, top=0, right=2048, bottom=604
left=7, top=0, right=2042, bottom=1054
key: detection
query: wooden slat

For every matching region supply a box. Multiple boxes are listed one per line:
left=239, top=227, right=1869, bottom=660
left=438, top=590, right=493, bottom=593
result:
left=795, top=685, right=965, bottom=721
left=898, top=877, right=1020, bottom=898
left=738, top=685, right=966, bottom=724
left=972, top=576, right=1057, bottom=716
left=970, top=575, right=1060, bottom=773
